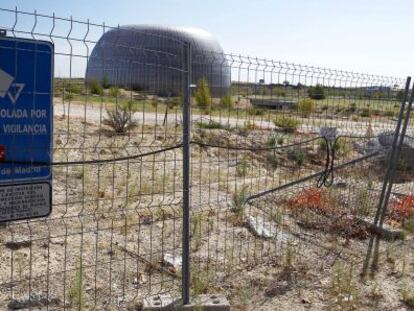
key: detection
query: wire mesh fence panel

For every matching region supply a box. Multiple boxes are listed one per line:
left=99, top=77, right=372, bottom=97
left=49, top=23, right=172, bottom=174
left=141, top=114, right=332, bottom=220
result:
left=0, top=6, right=414, bottom=311
left=189, top=50, right=412, bottom=309
left=0, top=8, right=189, bottom=310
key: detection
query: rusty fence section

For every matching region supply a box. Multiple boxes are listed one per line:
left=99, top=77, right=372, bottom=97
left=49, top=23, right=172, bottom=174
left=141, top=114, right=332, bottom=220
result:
left=0, top=7, right=413, bottom=310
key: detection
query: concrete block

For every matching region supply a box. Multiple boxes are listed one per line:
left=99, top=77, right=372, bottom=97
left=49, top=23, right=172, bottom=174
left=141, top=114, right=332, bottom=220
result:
left=143, top=294, right=230, bottom=311
left=143, top=294, right=174, bottom=310
left=182, top=294, right=230, bottom=311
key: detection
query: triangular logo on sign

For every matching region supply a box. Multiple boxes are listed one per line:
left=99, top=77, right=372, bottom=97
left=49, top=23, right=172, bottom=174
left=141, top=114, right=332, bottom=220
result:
left=7, top=83, right=24, bottom=104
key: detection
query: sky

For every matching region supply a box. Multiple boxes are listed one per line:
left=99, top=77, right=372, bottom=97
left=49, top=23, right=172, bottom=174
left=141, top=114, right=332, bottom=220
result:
left=0, top=0, right=412, bottom=78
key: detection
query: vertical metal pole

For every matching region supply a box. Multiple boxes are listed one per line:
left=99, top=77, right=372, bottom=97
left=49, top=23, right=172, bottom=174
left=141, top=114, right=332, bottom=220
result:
left=371, top=79, right=414, bottom=271
left=362, top=76, right=411, bottom=277
left=182, top=42, right=191, bottom=306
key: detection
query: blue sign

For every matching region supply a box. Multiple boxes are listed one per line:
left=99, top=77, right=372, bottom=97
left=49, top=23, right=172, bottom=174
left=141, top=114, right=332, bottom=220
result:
left=0, top=36, right=53, bottom=221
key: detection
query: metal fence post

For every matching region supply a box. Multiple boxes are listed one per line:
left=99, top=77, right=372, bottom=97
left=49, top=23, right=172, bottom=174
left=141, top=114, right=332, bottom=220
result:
left=362, top=76, right=411, bottom=277
left=182, top=42, right=191, bottom=306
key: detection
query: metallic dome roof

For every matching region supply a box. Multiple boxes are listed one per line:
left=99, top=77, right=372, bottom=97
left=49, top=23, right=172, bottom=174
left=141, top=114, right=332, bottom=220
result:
left=86, top=25, right=230, bottom=97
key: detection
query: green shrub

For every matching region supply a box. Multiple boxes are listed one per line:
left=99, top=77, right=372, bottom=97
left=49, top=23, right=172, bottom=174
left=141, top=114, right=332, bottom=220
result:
left=110, top=86, right=120, bottom=97
left=220, top=94, right=233, bottom=109
left=273, top=116, right=300, bottom=132
left=360, top=108, right=370, bottom=117
left=88, top=79, right=103, bottom=96
left=69, top=83, right=83, bottom=95
left=63, top=93, right=74, bottom=101
left=196, top=120, right=226, bottom=130
left=102, top=75, right=110, bottom=89
left=289, top=149, right=307, bottom=166
left=267, top=134, right=284, bottom=147
left=103, top=101, right=137, bottom=133
left=307, top=84, right=326, bottom=100
left=247, top=107, right=265, bottom=116
left=298, top=98, right=315, bottom=117
left=232, top=186, right=247, bottom=217
left=236, top=158, right=249, bottom=177
left=195, top=78, right=212, bottom=111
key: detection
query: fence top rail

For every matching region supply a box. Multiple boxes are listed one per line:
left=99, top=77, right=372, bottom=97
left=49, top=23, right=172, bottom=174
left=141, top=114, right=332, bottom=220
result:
left=0, top=6, right=405, bottom=86
left=0, top=6, right=188, bottom=46
left=192, top=50, right=404, bottom=86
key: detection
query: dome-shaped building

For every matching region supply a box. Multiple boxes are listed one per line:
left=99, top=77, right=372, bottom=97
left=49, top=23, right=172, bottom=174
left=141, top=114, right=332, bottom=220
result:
left=86, top=25, right=230, bottom=97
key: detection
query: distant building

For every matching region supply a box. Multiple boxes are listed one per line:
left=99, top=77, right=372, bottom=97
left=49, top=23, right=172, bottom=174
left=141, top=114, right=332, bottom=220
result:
left=86, top=25, right=231, bottom=97
left=251, top=98, right=297, bottom=110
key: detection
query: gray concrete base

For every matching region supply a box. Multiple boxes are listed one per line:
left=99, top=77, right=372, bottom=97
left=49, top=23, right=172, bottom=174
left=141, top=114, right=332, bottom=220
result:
left=143, top=294, right=230, bottom=311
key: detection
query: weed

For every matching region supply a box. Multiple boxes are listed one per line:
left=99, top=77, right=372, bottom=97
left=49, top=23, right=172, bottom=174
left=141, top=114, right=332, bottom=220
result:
left=88, top=78, right=103, bottom=96
left=191, top=213, right=203, bottom=251
left=360, top=108, right=370, bottom=117
left=195, top=78, right=212, bottom=112
left=401, top=281, right=414, bottom=309
left=104, top=101, right=137, bottom=134
left=267, top=134, right=284, bottom=147
left=289, top=149, right=307, bottom=166
left=247, top=107, right=265, bottom=116
left=403, top=215, right=414, bottom=234
left=196, top=120, right=226, bottom=130
left=328, top=263, right=359, bottom=310
left=231, top=186, right=247, bottom=219
left=244, top=120, right=258, bottom=131
left=68, top=256, right=84, bottom=310
left=237, top=282, right=251, bottom=311
left=353, top=187, right=371, bottom=216
left=283, top=241, right=296, bottom=270
left=298, top=98, right=315, bottom=117
left=220, top=94, right=233, bottom=109
left=267, top=153, right=279, bottom=169
left=273, top=116, right=300, bottom=133
left=236, top=158, right=249, bottom=177
left=110, top=86, right=120, bottom=97
left=191, top=265, right=210, bottom=295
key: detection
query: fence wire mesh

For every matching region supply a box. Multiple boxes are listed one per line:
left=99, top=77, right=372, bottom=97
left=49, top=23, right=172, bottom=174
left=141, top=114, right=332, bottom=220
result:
left=0, top=7, right=413, bottom=311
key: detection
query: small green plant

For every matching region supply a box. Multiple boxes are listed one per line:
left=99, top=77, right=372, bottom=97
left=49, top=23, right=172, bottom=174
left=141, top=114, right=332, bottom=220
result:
left=360, top=108, right=370, bottom=117
left=298, top=98, right=315, bottom=117
left=270, top=208, right=283, bottom=224
left=102, top=75, right=110, bottom=89
left=247, top=107, right=265, bottom=116
left=63, top=93, right=74, bottom=101
left=110, top=86, right=120, bottom=97
left=403, top=215, right=414, bottom=233
left=307, top=84, right=326, bottom=100
left=267, top=134, right=284, bottom=147
left=273, top=116, right=300, bottom=133
left=232, top=186, right=247, bottom=218
left=68, top=256, right=84, bottom=310
left=191, top=266, right=210, bottom=295
left=88, top=79, right=103, bottom=95
left=328, top=263, right=359, bottom=310
left=236, top=158, right=249, bottom=177
left=401, top=281, right=414, bottom=309
left=69, top=83, right=83, bottom=95
left=283, top=241, right=296, bottom=270
left=220, top=94, right=233, bottom=109
left=267, top=153, right=279, bottom=169
left=191, top=213, right=203, bottom=251
left=104, top=101, right=137, bottom=133
left=354, top=187, right=371, bottom=216
left=289, top=149, right=307, bottom=166
left=196, top=120, right=226, bottom=130
left=195, top=78, right=212, bottom=112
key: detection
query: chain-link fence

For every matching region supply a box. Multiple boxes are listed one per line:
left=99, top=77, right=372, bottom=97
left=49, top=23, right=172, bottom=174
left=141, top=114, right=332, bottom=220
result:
left=0, top=7, right=413, bottom=310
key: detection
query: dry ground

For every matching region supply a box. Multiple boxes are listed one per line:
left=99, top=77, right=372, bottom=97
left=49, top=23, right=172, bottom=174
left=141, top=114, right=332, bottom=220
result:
left=0, top=107, right=413, bottom=311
